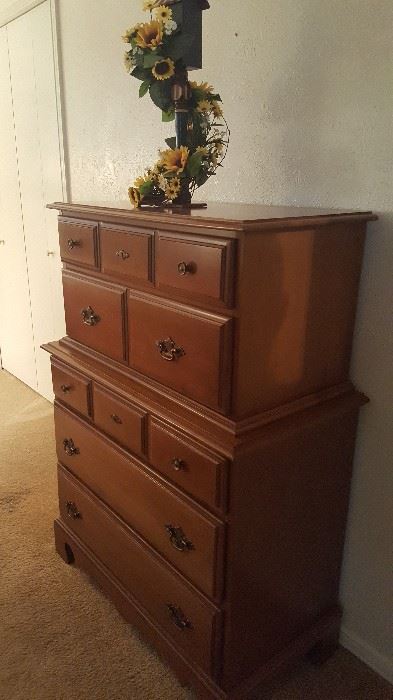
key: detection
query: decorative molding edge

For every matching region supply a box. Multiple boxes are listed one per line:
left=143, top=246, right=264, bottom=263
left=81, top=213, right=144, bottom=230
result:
left=340, top=626, right=393, bottom=685
left=0, top=0, right=46, bottom=28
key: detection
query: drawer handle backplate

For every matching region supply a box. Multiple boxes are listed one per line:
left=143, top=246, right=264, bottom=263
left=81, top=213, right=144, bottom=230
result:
left=165, top=524, right=194, bottom=552
left=166, top=604, right=192, bottom=630
left=177, top=261, right=194, bottom=276
left=65, top=501, right=81, bottom=520
left=110, top=413, right=122, bottom=424
left=171, top=457, right=185, bottom=472
left=81, top=306, right=100, bottom=326
left=63, top=438, right=80, bottom=457
left=156, top=337, right=185, bottom=362
left=115, top=249, right=130, bottom=260
left=60, top=384, right=72, bottom=394
left=67, top=238, right=80, bottom=250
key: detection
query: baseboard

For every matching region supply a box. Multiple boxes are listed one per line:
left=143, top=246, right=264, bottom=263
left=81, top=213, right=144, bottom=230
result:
left=340, top=626, right=393, bottom=685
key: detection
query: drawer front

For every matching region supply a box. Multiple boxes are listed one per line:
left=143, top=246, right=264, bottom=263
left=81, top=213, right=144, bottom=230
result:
left=93, top=384, right=146, bottom=456
left=58, top=466, right=220, bottom=675
left=52, top=362, right=91, bottom=417
left=100, top=225, right=153, bottom=283
left=128, top=294, right=232, bottom=413
left=63, top=272, right=126, bottom=363
left=156, top=232, right=235, bottom=307
left=59, top=218, right=98, bottom=268
left=55, top=405, right=224, bottom=599
left=149, top=417, right=227, bottom=513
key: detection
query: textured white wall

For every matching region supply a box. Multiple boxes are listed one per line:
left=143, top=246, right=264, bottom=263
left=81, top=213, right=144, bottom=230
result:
left=5, top=0, right=392, bottom=681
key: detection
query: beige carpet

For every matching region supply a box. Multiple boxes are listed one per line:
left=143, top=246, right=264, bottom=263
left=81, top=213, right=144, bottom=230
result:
left=0, top=370, right=391, bottom=700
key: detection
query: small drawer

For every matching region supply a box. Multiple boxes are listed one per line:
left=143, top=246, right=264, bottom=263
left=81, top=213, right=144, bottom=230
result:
left=58, top=466, right=221, bottom=675
left=149, top=417, right=227, bottom=513
left=93, top=384, right=146, bottom=456
left=100, top=225, right=152, bottom=283
left=155, top=232, right=235, bottom=307
left=55, top=405, right=225, bottom=599
left=128, top=293, right=233, bottom=413
left=62, top=272, right=126, bottom=363
left=59, top=218, right=98, bottom=268
left=51, top=362, right=91, bottom=418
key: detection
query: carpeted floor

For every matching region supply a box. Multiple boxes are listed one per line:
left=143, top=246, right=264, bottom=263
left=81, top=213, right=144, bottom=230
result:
left=0, top=370, right=391, bottom=700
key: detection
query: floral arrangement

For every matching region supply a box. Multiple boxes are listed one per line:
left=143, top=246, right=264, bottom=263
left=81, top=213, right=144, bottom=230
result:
left=122, top=0, right=229, bottom=207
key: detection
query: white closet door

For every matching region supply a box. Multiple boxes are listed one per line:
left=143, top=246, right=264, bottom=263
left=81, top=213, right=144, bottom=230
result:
left=0, top=27, right=37, bottom=391
left=2, top=1, right=65, bottom=400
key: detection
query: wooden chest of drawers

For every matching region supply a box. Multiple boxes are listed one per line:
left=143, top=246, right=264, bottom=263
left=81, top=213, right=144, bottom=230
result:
left=44, top=201, right=375, bottom=699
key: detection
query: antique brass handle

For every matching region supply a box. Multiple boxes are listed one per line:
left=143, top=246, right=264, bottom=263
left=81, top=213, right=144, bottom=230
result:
left=177, top=261, right=193, bottom=276
left=81, top=306, right=100, bottom=326
left=67, top=239, right=80, bottom=250
left=110, top=413, right=122, bottom=424
left=171, top=457, right=185, bottom=472
left=60, top=384, right=72, bottom=393
left=165, top=525, right=194, bottom=552
left=156, top=337, right=185, bottom=362
left=65, top=501, right=81, bottom=520
left=63, top=438, right=80, bottom=457
left=115, top=249, right=130, bottom=260
left=166, top=604, right=192, bottom=630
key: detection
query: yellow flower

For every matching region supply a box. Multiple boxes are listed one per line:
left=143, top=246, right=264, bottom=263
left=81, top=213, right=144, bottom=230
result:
left=128, top=187, right=142, bottom=208
left=196, top=146, right=209, bottom=156
left=165, top=177, right=181, bottom=200
left=215, top=141, right=224, bottom=154
left=152, top=58, right=175, bottom=81
left=197, top=99, right=212, bottom=113
left=212, top=101, right=223, bottom=117
left=190, top=81, right=214, bottom=94
left=143, top=0, right=155, bottom=10
left=159, top=146, right=189, bottom=173
left=134, top=175, right=148, bottom=189
left=153, top=5, right=172, bottom=22
left=135, top=20, right=163, bottom=50
left=122, top=26, right=137, bottom=43
left=123, top=52, right=134, bottom=72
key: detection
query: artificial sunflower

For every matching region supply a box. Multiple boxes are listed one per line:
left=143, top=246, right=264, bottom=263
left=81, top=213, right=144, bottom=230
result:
left=165, top=177, right=181, bottom=200
left=190, top=80, right=214, bottom=94
left=128, top=187, right=142, bottom=208
left=153, top=5, right=172, bottom=22
left=134, top=174, right=150, bottom=189
left=196, top=99, right=212, bottom=113
left=152, top=58, right=175, bottom=81
left=212, top=101, right=223, bottom=117
left=135, top=20, right=163, bottom=50
left=143, top=0, right=155, bottom=10
left=159, top=146, right=189, bottom=173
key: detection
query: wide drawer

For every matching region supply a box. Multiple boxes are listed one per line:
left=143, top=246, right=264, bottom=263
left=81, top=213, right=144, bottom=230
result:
left=62, top=272, right=126, bottom=363
left=149, top=417, right=228, bottom=514
left=155, top=232, right=235, bottom=307
left=59, top=217, right=98, bottom=268
left=93, top=384, right=146, bottom=456
left=51, top=361, right=91, bottom=418
left=128, top=294, right=233, bottom=413
left=55, top=405, right=225, bottom=599
left=100, top=224, right=153, bottom=283
left=58, top=466, right=221, bottom=675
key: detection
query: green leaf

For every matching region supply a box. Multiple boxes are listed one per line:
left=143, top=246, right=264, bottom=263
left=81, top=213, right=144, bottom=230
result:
left=139, top=180, right=154, bottom=196
left=165, top=137, right=177, bottom=149
left=131, top=66, right=152, bottom=81
left=149, top=80, right=172, bottom=112
left=139, top=80, right=151, bottom=98
left=162, top=110, right=175, bottom=122
left=187, top=152, right=204, bottom=178
left=143, top=53, right=163, bottom=68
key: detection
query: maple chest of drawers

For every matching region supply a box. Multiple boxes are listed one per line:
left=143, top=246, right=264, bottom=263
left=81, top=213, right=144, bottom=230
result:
left=44, top=201, right=375, bottom=699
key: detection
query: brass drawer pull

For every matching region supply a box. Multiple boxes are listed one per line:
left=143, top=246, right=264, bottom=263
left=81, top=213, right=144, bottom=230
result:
left=81, top=306, right=100, bottom=326
left=67, top=238, right=80, bottom=250
left=65, top=501, right=81, bottom=520
left=63, top=438, right=80, bottom=457
left=60, top=384, right=72, bottom=393
left=156, top=337, right=185, bottom=362
left=171, top=457, right=185, bottom=472
left=165, top=525, right=194, bottom=552
left=177, top=261, right=193, bottom=276
left=115, top=249, right=130, bottom=260
left=166, top=604, right=192, bottom=630
left=110, top=413, right=122, bottom=424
